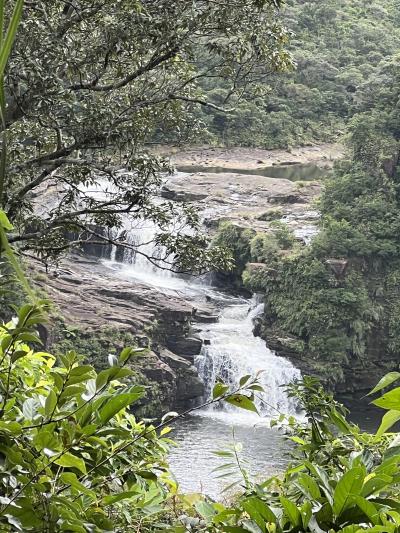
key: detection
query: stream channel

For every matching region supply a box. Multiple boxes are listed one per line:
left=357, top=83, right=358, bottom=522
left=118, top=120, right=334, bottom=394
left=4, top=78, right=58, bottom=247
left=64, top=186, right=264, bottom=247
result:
left=102, top=163, right=322, bottom=498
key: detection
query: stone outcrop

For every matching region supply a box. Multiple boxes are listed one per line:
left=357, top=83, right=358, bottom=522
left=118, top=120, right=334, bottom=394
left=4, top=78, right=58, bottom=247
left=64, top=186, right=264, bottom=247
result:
left=161, top=171, right=322, bottom=238
left=161, top=143, right=343, bottom=170
left=28, top=255, right=213, bottom=412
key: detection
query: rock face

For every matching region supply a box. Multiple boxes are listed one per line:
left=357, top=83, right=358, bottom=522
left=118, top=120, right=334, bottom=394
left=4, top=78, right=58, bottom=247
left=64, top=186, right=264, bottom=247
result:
left=29, top=255, right=212, bottom=412
left=161, top=171, right=322, bottom=238
left=162, top=143, right=343, bottom=170
left=30, top=144, right=344, bottom=411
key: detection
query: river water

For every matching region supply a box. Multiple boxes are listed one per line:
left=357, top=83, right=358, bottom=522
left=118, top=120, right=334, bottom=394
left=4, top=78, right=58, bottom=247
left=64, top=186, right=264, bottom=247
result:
left=96, top=165, right=315, bottom=498
left=103, top=237, right=301, bottom=498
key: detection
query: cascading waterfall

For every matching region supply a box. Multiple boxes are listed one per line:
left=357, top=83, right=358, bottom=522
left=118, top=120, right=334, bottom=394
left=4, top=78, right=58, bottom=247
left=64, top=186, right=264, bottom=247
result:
left=84, top=175, right=301, bottom=419
left=196, top=300, right=301, bottom=419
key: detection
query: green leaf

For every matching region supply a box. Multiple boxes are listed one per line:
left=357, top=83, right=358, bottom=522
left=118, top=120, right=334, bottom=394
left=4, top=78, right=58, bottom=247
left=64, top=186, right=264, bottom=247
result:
left=10, top=349, right=29, bottom=363
left=95, top=367, right=134, bottom=390
left=296, top=473, right=321, bottom=500
left=33, top=431, right=61, bottom=453
left=60, top=472, right=96, bottom=499
left=333, top=467, right=364, bottom=518
left=195, top=501, right=217, bottom=522
left=99, top=391, right=143, bottom=424
left=279, top=496, right=302, bottom=528
left=0, top=209, right=13, bottom=230
left=225, top=394, right=258, bottom=413
left=351, top=495, right=379, bottom=525
left=372, top=387, right=400, bottom=410
left=369, top=372, right=400, bottom=396
left=361, top=474, right=392, bottom=497
left=239, top=374, right=252, bottom=387
left=102, top=490, right=139, bottom=505
left=136, top=470, right=157, bottom=481
left=213, top=382, right=229, bottom=399
left=242, top=496, right=276, bottom=527
left=54, top=452, right=87, bottom=474
left=18, top=332, right=42, bottom=344
left=376, top=410, right=400, bottom=437
left=0, top=0, right=24, bottom=77
left=45, top=389, right=57, bottom=417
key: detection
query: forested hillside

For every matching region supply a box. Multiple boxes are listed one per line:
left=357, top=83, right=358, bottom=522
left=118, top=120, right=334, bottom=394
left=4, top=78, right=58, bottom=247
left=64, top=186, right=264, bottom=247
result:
left=199, top=0, right=400, bottom=148
left=216, top=38, right=400, bottom=394
left=4, top=1, right=400, bottom=531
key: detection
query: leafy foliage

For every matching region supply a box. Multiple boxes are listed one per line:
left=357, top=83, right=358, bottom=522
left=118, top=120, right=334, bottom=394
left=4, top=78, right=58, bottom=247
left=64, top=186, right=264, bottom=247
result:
left=2, top=0, right=291, bottom=271
left=199, top=0, right=400, bottom=149
left=176, top=376, right=400, bottom=533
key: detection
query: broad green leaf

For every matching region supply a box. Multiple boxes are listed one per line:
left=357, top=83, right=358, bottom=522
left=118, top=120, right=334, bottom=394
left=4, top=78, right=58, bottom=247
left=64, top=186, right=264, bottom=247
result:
left=213, top=382, right=229, bottom=399
left=54, top=452, right=87, bottom=474
left=242, top=496, right=276, bottom=528
left=296, top=473, right=321, bottom=500
left=333, top=467, right=364, bottom=517
left=195, top=500, right=217, bottom=522
left=372, top=387, right=400, bottom=410
left=225, top=394, right=258, bottom=413
left=279, top=496, right=302, bottom=528
left=368, top=372, right=400, bottom=396
left=95, top=367, right=134, bottom=390
left=33, top=431, right=60, bottom=453
left=44, top=389, right=57, bottom=417
left=376, top=410, right=400, bottom=437
left=0, top=421, right=21, bottom=435
left=351, top=495, right=379, bottom=525
left=60, top=472, right=96, bottom=499
left=99, top=391, right=143, bottom=424
left=239, top=374, right=252, bottom=387
left=102, top=490, right=139, bottom=505
left=18, top=332, right=42, bottom=344
left=10, top=349, right=29, bottom=363
left=136, top=470, right=157, bottom=481
left=361, top=474, right=392, bottom=497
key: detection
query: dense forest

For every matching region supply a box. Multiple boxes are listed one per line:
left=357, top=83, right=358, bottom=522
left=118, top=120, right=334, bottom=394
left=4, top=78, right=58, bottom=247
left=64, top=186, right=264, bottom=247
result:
left=200, top=0, right=400, bottom=148
left=2, top=0, right=400, bottom=532
left=214, top=0, right=400, bottom=394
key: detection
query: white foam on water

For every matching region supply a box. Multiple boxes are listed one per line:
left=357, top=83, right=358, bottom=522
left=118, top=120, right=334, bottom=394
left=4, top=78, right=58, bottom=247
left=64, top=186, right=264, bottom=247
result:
left=196, top=301, right=301, bottom=421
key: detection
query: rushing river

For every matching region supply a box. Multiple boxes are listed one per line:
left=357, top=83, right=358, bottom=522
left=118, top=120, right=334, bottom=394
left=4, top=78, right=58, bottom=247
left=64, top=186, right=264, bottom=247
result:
left=109, top=263, right=300, bottom=498
left=102, top=229, right=301, bottom=498
left=96, top=166, right=311, bottom=497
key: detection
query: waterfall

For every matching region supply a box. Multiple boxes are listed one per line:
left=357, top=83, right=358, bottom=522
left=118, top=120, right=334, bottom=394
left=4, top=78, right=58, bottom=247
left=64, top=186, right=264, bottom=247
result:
left=195, top=299, right=301, bottom=420
left=84, top=175, right=301, bottom=420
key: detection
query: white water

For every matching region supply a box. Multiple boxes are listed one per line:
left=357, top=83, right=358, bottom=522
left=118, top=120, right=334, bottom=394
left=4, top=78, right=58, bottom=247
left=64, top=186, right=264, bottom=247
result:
left=102, top=218, right=301, bottom=422
left=196, top=301, right=300, bottom=424
left=84, top=175, right=301, bottom=419
left=83, top=171, right=305, bottom=496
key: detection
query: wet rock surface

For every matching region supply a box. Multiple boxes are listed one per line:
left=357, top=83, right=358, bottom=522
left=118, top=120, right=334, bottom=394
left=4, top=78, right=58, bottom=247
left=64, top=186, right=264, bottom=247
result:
left=29, top=255, right=214, bottom=411
left=162, top=171, right=322, bottom=238
left=163, top=143, right=343, bottom=170
left=30, top=144, right=344, bottom=410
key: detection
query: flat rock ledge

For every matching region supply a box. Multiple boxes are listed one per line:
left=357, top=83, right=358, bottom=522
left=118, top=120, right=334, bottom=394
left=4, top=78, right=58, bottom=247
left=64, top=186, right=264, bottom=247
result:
left=28, top=255, right=214, bottom=412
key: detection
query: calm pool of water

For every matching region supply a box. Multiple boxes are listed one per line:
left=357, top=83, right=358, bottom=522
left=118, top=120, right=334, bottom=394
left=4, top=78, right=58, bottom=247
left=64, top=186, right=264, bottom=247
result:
left=177, top=163, right=329, bottom=182
left=168, top=412, right=291, bottom=499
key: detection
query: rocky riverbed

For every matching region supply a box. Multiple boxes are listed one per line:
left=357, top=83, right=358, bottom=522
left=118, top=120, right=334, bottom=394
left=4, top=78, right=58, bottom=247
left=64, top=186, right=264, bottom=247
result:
left=31, top=144, right=342, bottom=412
